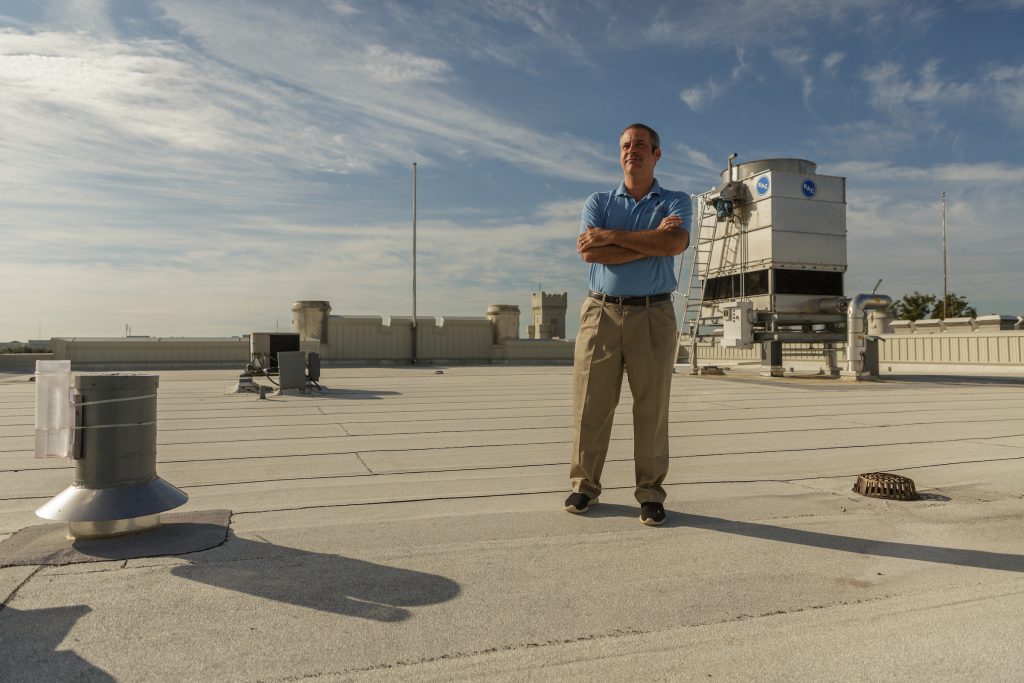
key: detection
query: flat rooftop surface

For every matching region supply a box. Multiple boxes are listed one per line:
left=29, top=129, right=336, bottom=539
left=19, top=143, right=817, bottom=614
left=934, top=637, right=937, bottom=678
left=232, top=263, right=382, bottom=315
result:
left=2, top=366, right=1024, bottom=681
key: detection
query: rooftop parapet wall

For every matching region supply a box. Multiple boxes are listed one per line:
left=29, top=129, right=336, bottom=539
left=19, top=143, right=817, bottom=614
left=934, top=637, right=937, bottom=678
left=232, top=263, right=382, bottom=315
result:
left=887, top=315, right=1022, bottom=334
left=51, top=337, right=251, bottom=364
left=32, top=322, right=1024, bottom=371
left=879, top=331, right=1024, bottom=369
left=0, top=352, right=54, bottom=373
left=323, top=315, right=496, bottom=361
left=320, top=315, right=573, bottom=363
left=37, top=315, right=572, bottom=369
left=494, top=339, right=573, bottom=362
left=683, top=325, right=1024, bottom=374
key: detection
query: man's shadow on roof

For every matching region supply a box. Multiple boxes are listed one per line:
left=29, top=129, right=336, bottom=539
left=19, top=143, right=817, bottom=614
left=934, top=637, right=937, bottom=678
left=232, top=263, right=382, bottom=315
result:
left=0, top=604, right=115, bottom=681
left=882, top=374, right=1024, bottom=387
left=679, top=511, right=1024, bottom=572
left=169, top=532, right=460, bottom=622
left=589, top=504, right=1024, bottom=572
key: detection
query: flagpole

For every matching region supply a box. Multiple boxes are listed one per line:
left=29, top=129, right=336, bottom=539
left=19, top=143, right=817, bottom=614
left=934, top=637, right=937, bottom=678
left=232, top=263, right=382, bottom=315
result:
left=412, top=162, right=418, bottom=365
left=941, top=191, right=948, bottom=319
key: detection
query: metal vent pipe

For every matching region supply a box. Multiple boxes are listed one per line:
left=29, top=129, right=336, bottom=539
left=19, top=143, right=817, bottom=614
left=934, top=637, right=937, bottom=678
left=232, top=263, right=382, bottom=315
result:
left=844, top=294, right=893, bottom=377
left=35, top=374, right=187, bottom=539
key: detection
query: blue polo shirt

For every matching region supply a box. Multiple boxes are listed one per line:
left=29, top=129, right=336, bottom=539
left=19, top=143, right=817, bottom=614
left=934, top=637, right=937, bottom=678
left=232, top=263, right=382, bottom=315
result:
left=580, top=179, right=691, bottom=297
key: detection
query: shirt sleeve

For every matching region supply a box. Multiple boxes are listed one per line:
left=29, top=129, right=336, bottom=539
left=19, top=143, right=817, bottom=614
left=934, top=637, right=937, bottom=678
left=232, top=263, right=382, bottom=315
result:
left=580, top=193, right=604, bottom=234
left=668, top=192, right=693, bottom=235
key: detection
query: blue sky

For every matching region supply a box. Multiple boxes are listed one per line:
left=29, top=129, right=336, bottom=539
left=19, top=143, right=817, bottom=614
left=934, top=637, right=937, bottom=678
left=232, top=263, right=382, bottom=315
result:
left=3, top=0, right=1024, bottom=341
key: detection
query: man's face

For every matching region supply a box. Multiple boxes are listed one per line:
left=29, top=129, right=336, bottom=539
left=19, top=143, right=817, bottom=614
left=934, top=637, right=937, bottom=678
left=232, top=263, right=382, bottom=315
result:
left=619, top=128, right=661, bottom=177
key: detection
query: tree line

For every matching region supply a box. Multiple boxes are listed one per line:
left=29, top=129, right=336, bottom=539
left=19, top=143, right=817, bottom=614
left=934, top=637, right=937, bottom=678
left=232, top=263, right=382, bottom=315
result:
left=891, top=292, right=977, bottom=322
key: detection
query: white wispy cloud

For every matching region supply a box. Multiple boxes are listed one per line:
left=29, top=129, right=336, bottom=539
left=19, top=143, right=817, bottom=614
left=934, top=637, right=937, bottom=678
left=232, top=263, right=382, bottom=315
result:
left=822, top=51, right=845, bottom=73
left=0, top=2, right=618, bottom=244
left=2, top=197, right=589, bottom=338
left=375, top=0, right=594, bottom=71
left=679, top=47, right=748, bottom=111
left=44, top=0, right=115, bottom=36
left=326, top=1, right=359, bottom=17
left=658, top=2, right=937, bottom=116
left=862, top=59, right=975, bottom=116
left=832, top=160, right=1024, bottom=184
left=645, top=0, right=924, bottom=50
left=845, top=186, right=1023, bottom=314
left=676, top=144, right=717, bottom=171
left=829, top=158, right=1024, bottom=313
left=773, top=47, right=811, bottom=70
left=0, top=2, right=617, bottom=340
left=155, top=0, right=610, bottom=182
left=1, top=2, right=612, bottom=191
left=825, top=58, right=1020, bottom=161
left=679, top=81, right=723, bottom=112
left=963, top=0, right=1024, bottom=10
left=856, top=58, right=1024, bottom=136
left=986, top=64, right=1024, bottom=126
left=772, top=46, right=814, bottom=104
left=363, top=45, right=451, bottom=83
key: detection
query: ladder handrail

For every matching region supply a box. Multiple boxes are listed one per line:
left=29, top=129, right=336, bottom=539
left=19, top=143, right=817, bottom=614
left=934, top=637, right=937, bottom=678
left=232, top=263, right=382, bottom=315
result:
left=677, top=188, right=736, bottom=373
left=679, top=192, right=721, bottom=336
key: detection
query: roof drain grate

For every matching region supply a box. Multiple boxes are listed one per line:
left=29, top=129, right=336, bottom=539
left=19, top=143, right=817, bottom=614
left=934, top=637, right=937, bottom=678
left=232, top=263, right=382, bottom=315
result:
left=852, top=472, right=918, bottom=501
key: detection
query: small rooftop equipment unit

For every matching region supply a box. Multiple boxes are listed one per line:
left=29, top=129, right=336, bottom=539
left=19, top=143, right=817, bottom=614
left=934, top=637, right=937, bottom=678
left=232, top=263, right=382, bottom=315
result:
left=249, top=332, right=300, bottom=373
left=678, top=157, right=890, bottom=378
left=233, top=332, right=322, bottom=395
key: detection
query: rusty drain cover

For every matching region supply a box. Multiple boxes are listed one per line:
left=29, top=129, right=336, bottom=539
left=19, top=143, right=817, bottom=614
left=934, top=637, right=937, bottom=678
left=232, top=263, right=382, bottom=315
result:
left=853, top=472, right=918, bottom=501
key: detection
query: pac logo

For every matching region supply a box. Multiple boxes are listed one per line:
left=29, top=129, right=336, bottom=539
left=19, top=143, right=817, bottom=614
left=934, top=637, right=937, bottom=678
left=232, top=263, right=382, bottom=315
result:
left=802, top=179, right=817, bottom=198
left=756, top=176, right=770, bottom=196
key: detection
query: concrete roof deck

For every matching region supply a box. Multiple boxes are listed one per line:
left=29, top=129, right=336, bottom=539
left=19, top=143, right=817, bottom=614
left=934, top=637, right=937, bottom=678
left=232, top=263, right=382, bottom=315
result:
left=2, top=366, right=1024, bottom=680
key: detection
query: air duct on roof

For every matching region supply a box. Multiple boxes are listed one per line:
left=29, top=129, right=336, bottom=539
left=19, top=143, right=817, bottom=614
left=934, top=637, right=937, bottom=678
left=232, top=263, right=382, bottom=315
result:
left=35, top=373, right=188, bottom=539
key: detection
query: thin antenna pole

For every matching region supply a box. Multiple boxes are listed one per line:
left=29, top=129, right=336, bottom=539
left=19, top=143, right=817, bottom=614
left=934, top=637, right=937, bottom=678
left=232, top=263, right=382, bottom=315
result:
left=941, top=191, right=948, bottom=319
left=412, top=162, right=418, bottom=365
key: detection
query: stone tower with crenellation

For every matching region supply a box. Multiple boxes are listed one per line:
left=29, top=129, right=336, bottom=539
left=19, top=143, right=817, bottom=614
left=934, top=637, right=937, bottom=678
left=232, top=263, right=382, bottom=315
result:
left=528, top=291, right=567, bottom=339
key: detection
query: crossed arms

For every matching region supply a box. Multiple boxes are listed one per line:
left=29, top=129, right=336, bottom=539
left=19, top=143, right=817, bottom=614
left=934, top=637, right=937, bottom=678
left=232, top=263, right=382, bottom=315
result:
left=577, top=214, right=690, bottom=264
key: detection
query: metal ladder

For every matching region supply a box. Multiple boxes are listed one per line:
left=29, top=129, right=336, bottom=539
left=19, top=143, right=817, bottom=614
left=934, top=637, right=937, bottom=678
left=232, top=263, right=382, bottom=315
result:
left=676, top=193, right=724, bottom=372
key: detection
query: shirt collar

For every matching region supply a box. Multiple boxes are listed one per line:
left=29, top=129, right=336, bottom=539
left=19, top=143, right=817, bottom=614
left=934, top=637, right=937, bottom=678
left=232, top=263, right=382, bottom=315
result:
left=614, top=178, right=662, bottom=200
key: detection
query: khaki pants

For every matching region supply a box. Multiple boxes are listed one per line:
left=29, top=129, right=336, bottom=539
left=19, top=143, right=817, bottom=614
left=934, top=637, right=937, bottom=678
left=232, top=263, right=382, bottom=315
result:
left=570, top=296, right=677, bottom=504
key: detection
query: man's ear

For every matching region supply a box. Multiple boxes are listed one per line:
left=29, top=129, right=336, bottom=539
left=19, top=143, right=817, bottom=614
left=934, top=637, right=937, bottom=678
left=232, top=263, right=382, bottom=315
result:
left=654, top=147, right=662, bottom=163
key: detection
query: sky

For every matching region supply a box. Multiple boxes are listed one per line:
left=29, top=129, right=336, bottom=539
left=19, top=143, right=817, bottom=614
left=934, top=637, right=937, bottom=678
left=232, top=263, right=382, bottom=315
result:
left=2, top=0, right=1024, bottom=342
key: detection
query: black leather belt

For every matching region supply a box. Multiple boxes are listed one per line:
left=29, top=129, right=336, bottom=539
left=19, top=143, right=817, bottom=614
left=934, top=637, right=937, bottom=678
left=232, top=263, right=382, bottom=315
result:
left=589, top=291, right=672, bottom=306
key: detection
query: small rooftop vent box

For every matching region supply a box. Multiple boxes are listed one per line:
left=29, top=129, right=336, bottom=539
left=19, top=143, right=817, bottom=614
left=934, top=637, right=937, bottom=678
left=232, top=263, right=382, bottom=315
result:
left=250, top=332, right=300, bottom=371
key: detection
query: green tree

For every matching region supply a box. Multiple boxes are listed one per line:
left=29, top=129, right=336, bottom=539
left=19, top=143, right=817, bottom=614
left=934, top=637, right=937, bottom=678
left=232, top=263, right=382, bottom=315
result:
left=892, top=291, right=937, bottom=321
left=931, top=293, right=977, bottom=319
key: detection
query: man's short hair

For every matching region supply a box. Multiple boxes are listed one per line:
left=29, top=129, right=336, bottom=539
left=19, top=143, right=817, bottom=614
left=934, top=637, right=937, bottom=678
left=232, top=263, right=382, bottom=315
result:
left=621, top=123, right=660, bottom=151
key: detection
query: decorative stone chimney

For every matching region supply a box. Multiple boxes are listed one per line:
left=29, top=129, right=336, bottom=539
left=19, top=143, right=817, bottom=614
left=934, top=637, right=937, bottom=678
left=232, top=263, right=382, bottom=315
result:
left=528, top=292, right=567, bottom=339
left=486, top=305, right=520, bottom=344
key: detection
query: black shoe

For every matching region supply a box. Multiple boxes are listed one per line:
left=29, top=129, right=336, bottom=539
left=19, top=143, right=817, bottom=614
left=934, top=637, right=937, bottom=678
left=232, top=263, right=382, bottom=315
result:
left=565, top=492, right=597, bottom=514
left=640, top=502, right=666, bottom=526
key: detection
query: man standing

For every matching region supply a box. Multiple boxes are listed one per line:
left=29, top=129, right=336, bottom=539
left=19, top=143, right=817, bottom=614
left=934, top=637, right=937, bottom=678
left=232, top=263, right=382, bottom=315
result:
left=566, top=123, right=691, bottom=526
